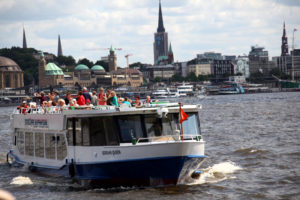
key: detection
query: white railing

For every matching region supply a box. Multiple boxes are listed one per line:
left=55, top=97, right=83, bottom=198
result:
left=135, top=134, right=203, bottom=144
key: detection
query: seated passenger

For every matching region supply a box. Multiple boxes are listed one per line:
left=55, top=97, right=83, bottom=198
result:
left=17, top=101, right=29, bottom=114
left=120, top=97, right=132, bottom=107
left=86, top=99, right=93, bottom=110
left=133, top=96, right=142, bottom=108
left=144, top=96, right=152, bottom=106
left=57, top=99, right=66, bottom=111
left=69, top=99, right=78, bottom=110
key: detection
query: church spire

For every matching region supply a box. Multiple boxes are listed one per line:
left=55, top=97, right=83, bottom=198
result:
left=157, top=0, right=165, bottom=32
left=23, top=27, right=27, bottom=49
left=281, top=21, right=288, bottom=56
left=57, top=34, right=63, bottom=57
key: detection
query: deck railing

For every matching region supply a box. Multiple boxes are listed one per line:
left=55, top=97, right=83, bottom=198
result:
left=135, top=134, right=203, bottom=144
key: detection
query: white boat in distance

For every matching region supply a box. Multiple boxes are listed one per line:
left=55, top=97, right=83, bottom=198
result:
left=152, top=88, right=179, bottom=99
left=7, top=103, right=206, bottom=187
left=177, top=84, right=194, bottom=97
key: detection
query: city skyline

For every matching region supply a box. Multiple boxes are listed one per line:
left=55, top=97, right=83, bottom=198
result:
left=0, top=0, right=300, bottom=67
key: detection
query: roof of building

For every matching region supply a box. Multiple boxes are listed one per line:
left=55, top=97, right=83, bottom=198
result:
left=91, top=65, right=105, bottom=71
left=155, top=55, right=169, bottom=65
left=0, top=56, right=23, bottom=72
left=111, top=68, right=142, bottom=75
left=45, top=63, right=64, bottom=75
left=75, top=64, right=89, bottom=71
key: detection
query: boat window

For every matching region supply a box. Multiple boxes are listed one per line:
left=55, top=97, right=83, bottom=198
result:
left=17, top=131, right=24, bottom=155
left=182, top=113, right=200, bottom=136
left=75, top=119, right=82, bottom=146
left=35, top=132, right=44, bottom=158
left=57, top=134, right=67, bottom=160
left=82, top=119, right=90, bottom=146
left=25, top=132, right=34, bottom=156
left=45, top=133, right=56, bottom=159
left=66, top=119, right=73, bottom=145
left=145, top=114, right=180, bottom=137
left=117, top=115, right=144, bottom=142
left=89, top=117, right=119, bottom=146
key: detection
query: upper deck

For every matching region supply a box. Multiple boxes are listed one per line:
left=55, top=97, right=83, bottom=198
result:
left=11, top=103, right=202, bottom=131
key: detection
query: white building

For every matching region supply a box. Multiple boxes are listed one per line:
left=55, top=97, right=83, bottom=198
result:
left=236, top=56, right=250, bottom=78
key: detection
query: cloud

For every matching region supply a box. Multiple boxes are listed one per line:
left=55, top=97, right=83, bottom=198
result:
left=0, top=0, right=300, bottom=67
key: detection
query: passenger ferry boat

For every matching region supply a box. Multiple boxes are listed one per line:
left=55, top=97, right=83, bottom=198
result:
left=7, top=103, right=206, bottom=187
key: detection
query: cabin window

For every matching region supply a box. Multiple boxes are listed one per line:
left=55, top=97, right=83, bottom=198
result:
left=144, top=114, right=180, bottom=137
left=81, top=119, right=90, bottom=146
left=75, top=119, right=82, bottom=146
left=66, top=119, right=73, bottom=145
left=57, top=134, right=67, bottom=160
left=25, top=132, right=34, bottom=156
left=45, top=134, right=56, bottom=159
left=117, top=115, right=144, bottom=142
left=182, top=113, right=200, bottom=136
left=35, top=132, right=44, bottom=158
left=89, top=117, right=119, bottom=146
left=17, top=131, right=24, bottom=155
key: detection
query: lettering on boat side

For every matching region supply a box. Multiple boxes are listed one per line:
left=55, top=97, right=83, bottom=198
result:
left=102, top=150, right=121, bottom=156
left=24, top=119, right=48, bottom=128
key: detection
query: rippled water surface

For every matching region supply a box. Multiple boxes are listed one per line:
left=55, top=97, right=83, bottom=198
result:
left=0, top=92, right=299, bottom=199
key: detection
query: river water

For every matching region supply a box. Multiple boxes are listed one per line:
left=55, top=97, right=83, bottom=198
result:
left=0, top=92, right=299, bottom=199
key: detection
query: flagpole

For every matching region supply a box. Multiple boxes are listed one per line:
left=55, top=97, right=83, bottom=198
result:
left=179, top=102, right=184, bottom=141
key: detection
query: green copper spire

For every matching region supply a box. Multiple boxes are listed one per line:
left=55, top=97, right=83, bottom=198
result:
left=110, top=45, right=114, bottom=52
left=168, top=43, right=173, bottom=54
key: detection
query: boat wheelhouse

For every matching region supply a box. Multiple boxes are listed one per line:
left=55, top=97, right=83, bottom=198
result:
left=8, top=103, right=206, bottom=187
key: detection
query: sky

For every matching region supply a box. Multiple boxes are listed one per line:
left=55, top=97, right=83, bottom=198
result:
left=0, top=0, right=300, bottom=67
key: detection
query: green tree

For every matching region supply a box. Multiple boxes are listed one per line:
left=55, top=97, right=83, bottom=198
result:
left=170, top=74, right=184, bottom=82
left=154, top=77, right=161, bottom=82
left=94, top=60, right=109, bottom=72
left=77, top=58, right=93, bottom=68
left=186, top=72, right=198, bottom=82
left=198, top=74, right=209, bottom=82
left=249, top=71, right=264, bottom=83
left=55, top=55, right=76, bottom=66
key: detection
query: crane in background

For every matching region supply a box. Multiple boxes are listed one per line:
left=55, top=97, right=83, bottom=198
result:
left=125, top=54, right=133, bottom=68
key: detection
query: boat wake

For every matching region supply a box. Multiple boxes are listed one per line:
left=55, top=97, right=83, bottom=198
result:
left=180, top=161, right=242, bottom=185
left=10, top=176, right=33, bottom=185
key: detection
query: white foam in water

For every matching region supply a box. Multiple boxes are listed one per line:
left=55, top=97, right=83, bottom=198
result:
left=187, top=161, right=242, bottom=185
left=10, top=176, right=33, bottom=185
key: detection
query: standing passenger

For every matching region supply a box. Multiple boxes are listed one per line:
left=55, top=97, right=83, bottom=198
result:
left=77, top=91, right=85, bottom=106
left=82, top=87, right=92, bottom=102
left=98, top=88, right=107, bottom=105
left=91, top=91, right=98, bottom=105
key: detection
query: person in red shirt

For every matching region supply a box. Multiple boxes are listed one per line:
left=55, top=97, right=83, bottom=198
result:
left=77, top=91, right=85, bottom=106
left=17, top=101, right=29, bottom=114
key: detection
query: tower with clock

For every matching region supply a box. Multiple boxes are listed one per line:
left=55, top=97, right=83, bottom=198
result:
left=153, top=0, right=168, bottom=64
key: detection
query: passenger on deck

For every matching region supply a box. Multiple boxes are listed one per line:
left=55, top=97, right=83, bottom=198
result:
left=82, top=87, right=92, bottom=102
left=77, top=91, right=85, bottom=106
left=69, top=99, right=78, bottom=110
left=28, top=102, right=37, bottom=113
left=91, top=91, right=98, bottom=106
left=64, top=92, right=73, bottom=105
left=34, top=91, right=47, bottom=105
left=121, top=97, right=132, bottom=107
left=108, top=91, right=118, bottom=107
left=133, top=96, right=142, bottom=108
left=17, top=101, right=29, bottom=114
left=98, top=87, right=107, bottom=105
left=48, top=90, right=59, bottom=102
left=144, top=96, right=152, bottom=105
left=86, top=99, right=93, bottom=110
left=57, top=99, right=67, bottom=111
